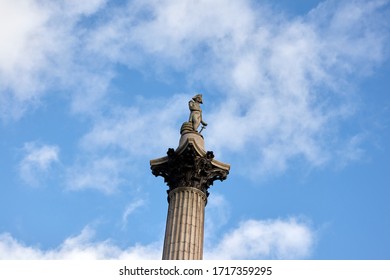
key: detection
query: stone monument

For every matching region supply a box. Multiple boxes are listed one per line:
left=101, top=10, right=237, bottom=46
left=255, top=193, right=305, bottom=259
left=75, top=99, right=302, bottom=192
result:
left=150, top=94, right=230, bottom=260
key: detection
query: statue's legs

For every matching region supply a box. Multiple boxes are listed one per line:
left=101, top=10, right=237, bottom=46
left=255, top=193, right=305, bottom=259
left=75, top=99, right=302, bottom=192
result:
left=191, top=113, right=201, bottom=131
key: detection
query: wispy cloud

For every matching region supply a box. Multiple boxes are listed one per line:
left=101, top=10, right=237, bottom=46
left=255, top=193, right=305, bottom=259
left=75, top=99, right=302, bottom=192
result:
left=82, top=0, right=389, bottom=177
left=79, top=95, right=189, bottom=157
left=63, top=94, right=190, bottom=193
left=122, top=199, right=146, bottom=229
left=205, top=193, right=231, bottom=241
left=0, top=0, right=63, bottom=119
left=0, top=0, right=110, bottom=120
left=2, top=0, right=389, bottom=180
left=65, top=156, right=125, bottom=194
left=18, top=142, right=59, bottom=186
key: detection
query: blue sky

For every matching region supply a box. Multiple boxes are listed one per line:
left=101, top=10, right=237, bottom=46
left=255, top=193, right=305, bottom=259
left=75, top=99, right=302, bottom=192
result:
left=0, top=0, right=389, bottom=259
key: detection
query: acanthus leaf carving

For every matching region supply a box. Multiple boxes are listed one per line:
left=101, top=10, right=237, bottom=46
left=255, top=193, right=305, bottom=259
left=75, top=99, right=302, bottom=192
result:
left=151, top=144, right=229, bottom=198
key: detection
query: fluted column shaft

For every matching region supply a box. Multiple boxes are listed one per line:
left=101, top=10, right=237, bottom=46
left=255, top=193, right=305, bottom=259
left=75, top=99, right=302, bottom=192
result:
left=162, top=187, right=207, bottom=260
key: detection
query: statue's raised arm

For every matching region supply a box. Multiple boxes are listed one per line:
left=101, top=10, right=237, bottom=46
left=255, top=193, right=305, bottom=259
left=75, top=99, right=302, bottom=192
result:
left=188, top=94, right=207, bottom=133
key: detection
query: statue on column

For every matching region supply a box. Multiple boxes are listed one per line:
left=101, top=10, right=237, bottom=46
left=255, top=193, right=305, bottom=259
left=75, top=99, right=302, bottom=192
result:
left=185, top=94, right=208, bottom=134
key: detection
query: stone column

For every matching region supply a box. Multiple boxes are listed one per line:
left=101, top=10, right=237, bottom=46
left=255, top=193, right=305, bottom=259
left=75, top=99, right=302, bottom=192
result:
left=150, top=131, right=230, bottom=260
left=162, top=187, right=207, bottom=259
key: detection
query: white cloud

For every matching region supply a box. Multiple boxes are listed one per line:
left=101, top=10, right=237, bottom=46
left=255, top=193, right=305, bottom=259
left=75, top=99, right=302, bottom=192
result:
left=122, top=199, right=146, bottom=229
left=65, top=156, right=125, bottom=194
left=205, top=193, right=231, bottom=241
left=0, top=226, right=161, bottom=260
left=19, top=142, right=59, bottom=186
left=0, top=0, right=110, bottom=120
left=62, top=0, right=107, bottom=17
left=205, top=218, right=315, bottom=260
left=0, top=0, right=65, bottom=119
left=79, top=95, right=189, bottom=156
left=64, top=94, right=191, bottom=193
left=0, top=217, right=314, bottom=260
left=2, top=0, right=389, bottom=178
left=81, top=0, right=389, bottom=177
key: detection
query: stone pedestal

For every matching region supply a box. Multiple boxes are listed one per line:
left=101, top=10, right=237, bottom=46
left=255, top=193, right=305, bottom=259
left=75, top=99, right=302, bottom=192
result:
left=150, top=130, right=230, bottom=260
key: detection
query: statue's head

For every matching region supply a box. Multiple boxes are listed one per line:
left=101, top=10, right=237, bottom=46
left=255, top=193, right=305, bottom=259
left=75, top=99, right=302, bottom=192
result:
left=192, top=94, right=203, bottom=104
